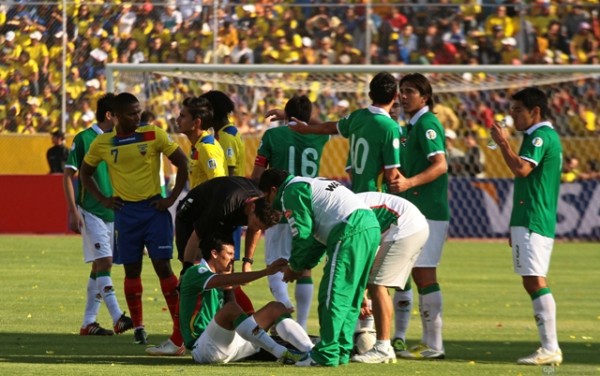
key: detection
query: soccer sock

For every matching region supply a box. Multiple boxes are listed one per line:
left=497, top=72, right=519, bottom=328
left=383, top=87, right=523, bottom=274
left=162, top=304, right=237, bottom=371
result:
left=96, top=271, right=123, bottom=324
left=393, top=284, right=413, bottom=341
left=160, top=274, right=183, bottom=346
left=275, top=314, right=314, bottom=352
left=295, top=276, right=313, bottom=330
left=124, top=277, right=143, bottom=328
left=83, top=272, right=102, bottom=327
left=531, top=288, right=559, bottom=352
left=375, top=339, right=391, bottom=348
left=235, top=314, right=287, bottom=358
left=234, top=286, right=255, bottom=314
left=268, top=272, right=293, bottom=308
left=419, top=284, right=443, bottom=351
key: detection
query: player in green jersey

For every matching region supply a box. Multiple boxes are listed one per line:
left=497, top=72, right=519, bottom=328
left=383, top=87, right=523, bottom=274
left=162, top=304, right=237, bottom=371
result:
left=63, top=93, right=133, bottom=337
left=251, top=95, right=329, bottom=330
left=490, top=87, right=563, bottom=366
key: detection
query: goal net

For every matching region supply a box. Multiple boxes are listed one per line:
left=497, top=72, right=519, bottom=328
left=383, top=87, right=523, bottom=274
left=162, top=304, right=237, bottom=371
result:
left=107, top=64, right=600, bottom=239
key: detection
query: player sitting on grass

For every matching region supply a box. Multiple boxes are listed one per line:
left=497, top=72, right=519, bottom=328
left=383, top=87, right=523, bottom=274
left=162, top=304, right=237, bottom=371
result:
left=179, top=236, right=314, bottom=364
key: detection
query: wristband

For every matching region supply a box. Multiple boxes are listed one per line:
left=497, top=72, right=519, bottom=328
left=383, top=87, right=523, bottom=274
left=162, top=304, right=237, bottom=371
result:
left=242, top=257, right=254, bottom=265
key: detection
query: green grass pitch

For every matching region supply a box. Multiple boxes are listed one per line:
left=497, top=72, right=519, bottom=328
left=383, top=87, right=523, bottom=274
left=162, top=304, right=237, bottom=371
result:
left=0, top=235, right=598, bottom=376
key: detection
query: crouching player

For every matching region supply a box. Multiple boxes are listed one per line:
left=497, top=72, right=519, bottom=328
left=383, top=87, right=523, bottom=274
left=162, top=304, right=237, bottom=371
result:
left=179, top=237, right=314, bottom=364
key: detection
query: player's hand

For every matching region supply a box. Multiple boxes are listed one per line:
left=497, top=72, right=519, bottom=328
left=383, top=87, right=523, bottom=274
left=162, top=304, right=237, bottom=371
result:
left=490, top=119, right=508, bottom=147
left=242, top=261, right=253, bottom=273
left=152, top=197, right=175, bottom=211
left=287, top=117, right=313, bottom=134
left=101, top=196, right=123, bottom=210
left=265, top=109, right=285, bottom=121
left=388, top=174, right=412, bottom=193
left=282, top=265, right=302, bottom=282
left=266, top=258, right=288, bottom=275
left=359, top=299, right=373, bottom=319
left=68, top=211, right=84, bottom=234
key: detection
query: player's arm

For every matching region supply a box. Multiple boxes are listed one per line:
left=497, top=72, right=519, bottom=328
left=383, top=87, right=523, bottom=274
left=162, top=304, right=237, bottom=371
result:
left=80, top=162, right=121, bottom=210
left=205, top=258, right=288, bottom=289
left=241, top=227, right=261, bottom=273
left=391, top=153, right=447, bottom=192
left=154, top=147, right=188, bottom=211
left=288, top=117, right=338, bottom=135
left=182, top=230, right=201, bottom=270
left=490, top=121, right=534, bottom=177
left=62, top=167, right=83, bottom=233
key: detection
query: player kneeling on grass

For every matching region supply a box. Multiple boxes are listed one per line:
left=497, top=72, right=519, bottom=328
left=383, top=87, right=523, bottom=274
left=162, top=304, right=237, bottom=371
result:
left=179, top=237, right=314, bottom=364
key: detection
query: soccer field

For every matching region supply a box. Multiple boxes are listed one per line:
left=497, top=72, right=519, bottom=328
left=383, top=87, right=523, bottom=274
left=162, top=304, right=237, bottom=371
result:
left=0, top=235, right=597, bottom=376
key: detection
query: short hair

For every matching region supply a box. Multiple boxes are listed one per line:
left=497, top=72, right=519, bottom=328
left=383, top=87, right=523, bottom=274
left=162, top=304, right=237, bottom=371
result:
left=200, top=90, right=234, bottom=125
left=399, top=73, right=434, bottom=108
left=253, top=197, right=282, bottom=227
left=182, top=96, right=213, bottom=130
left=511, top=87, right=549, bottom=119
left=113, top=92, right=139, bottom=114
left=140, top=110, right=156, bottom=124
left=96, top=93, right=115, bottom=123
left=258, top=168, right=290, bottom=192
left=368, top=72, right=398, bottom=105
left=200, top=237, right=232, bottom=261
left=284, top=95, right=312, bottom=123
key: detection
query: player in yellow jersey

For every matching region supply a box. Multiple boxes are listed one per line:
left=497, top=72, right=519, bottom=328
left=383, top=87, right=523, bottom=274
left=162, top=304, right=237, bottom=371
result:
left=80, top=92, right=189, bottom=350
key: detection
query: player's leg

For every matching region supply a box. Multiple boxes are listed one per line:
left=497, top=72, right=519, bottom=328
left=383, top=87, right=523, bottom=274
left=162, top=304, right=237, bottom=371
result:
left=511, top=227, right=561, bottom=365
left=294, top=270, right=313, bottom=330
left=264, top=225, right=294, bottom=308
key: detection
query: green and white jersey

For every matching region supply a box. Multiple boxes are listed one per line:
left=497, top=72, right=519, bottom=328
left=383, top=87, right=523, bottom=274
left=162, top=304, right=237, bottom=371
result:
left=401, top=107, right=449, bottom=221
left=510, top=122, right=562, bottom=238
left=273, top=175, right=379, bottom=272
left=179, top=259, right=225, bottom=349
left=65, top=124, right=114, bottom=222
left=358, top=191, right=427, bottom=241
left=337, top=106, right=401, bottom=193
left=256, top=125, right=330, bottom=177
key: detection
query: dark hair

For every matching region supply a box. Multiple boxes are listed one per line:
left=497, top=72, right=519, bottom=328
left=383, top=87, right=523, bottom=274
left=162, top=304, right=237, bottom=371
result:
left=253, top=197, right=282, bottom=227
left=399, top=73, right=434, bottom=108
left=368, top=72, right=398, bottom=105
left=140, top=110, right=156, bottom=124
left=284, top=95, right=312, bottom=123
left=511, top=87, right=549, bottom=119
left=200, top=237, right=232, bottom=261
left=96, top=93, right=115, bottom=123
left=258, top=168, right=289, bottom=192
left=200, top=90, right=234, bottom=126
left=182, top=96, right=213, bottom=130
left=113, top=92, right=139, bottom=114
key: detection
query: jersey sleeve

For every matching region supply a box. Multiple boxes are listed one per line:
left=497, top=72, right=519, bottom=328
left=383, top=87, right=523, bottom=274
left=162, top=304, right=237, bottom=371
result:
left=382, top=122, right=401, bottom=169
left=255, top=130, right=271, bottom=167
left=65, top=134, right=84, bottom=171
left=83, top=137, right=103, bottom=167
left=336, top=112, right=355, bottom=138
left=199, top=146, right=226, bottom=180
left=155, top=127, right=179, bottom=156
left=417, top=117, right=445, bottom=160
left=519, top=131, right=546, bottom=167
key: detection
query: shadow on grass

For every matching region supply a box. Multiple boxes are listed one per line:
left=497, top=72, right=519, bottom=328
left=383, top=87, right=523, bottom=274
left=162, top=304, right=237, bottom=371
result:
left=0, top=332, right=596, bottom=366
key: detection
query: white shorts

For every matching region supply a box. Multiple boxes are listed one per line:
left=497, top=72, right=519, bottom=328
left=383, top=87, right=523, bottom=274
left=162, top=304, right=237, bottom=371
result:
left=414, top=220, right=447, bottom=267
left=369, top=226, right=429, bottom=289
left=264, top=223, right=293, bottom=265
left=190, top=319, right=259, bottom=363
left=510, top=226, right=554, bottom=277
left=80, top=207, right=114, bottom=263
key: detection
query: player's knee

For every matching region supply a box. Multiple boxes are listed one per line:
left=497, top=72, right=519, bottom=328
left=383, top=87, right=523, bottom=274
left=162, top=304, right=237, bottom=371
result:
left=265, top=301, right=287, bottom=315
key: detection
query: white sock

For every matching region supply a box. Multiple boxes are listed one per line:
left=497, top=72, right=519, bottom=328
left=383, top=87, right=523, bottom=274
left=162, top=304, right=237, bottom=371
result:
left=532, top=292, right=559, bottom=352
left=393, top=288, right=413, bottom=340
left=268, top=273, right=293, bottom=309
left=375, top=339, right=391, bottom=348
left=97, top=275, right=123, bottom=323
left=294, top=279, right=313, bottom=330
left=421, top=290, right=443, bottom=351
left=83, top=277, right=102, bottom=327
left=275, top=318, right=314, bottom=352
left=236, top=315, right=287, bottom=358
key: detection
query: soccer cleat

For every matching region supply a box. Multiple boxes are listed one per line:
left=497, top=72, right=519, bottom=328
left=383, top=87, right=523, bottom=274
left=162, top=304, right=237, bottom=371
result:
left=397, top=343, right=445, bottom=360
left=295, top=353, right=322, bottom=367
left=113, top=313, right=134, bottom=334
left=392, top=337, right=407, bottom=355
left=80, top=322, right=114, bottom=336
left=351, top=345, right=397, bottom=364
left=278, top=349, right=306, bottom=365
left=133, top=327, right=148, bottom=344
left=145, top=339, right=186, bottom=356
left=517, top=347, right=562, bottom=366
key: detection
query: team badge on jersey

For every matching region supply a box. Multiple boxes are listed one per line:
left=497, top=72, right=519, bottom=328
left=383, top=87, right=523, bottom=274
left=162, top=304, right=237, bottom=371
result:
left=226, top=147, right=234, bottom=158
left=425, top=129, right=437, bottom=140
left=70, top=142, right=76, bottom=151
left=137, top=144, right=148, bottom=156
left=207, top=158, right=217, bottom=170
left=393, top=138, right=400, bottom=149
left=532, top=137, right=543, bottom=147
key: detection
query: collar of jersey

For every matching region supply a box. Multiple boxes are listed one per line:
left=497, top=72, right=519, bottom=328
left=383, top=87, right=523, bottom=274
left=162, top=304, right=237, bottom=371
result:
left=408, top=105, right=429, bottom=125
left=525, top=121, right=553, bottom=135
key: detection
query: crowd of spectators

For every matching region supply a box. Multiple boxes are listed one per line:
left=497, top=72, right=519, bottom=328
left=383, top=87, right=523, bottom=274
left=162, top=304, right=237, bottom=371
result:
left=1, top=1, right=600, bottom=138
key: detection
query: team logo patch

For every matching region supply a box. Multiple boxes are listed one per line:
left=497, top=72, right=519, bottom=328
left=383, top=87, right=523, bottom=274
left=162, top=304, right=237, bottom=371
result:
left=137, top=144, right=148, bottom=156
left=425, top=130, right=437, bottom=140
left=532, top=137, right=543, bottom=147
left=207, top=158, right=217, bottom=170
left=284, top=209, right=293, bottom=219
left=70, top=142, right=76, bottom=151
left=226, top=147, right=234, bottom=158
left=94, top=243, right=101, bottom=250
left=393, top=138, right=400, bottom=149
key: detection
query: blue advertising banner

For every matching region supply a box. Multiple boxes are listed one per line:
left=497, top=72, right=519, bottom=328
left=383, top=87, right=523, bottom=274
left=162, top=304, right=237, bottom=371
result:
left=449, top=179, right=600, bottom=240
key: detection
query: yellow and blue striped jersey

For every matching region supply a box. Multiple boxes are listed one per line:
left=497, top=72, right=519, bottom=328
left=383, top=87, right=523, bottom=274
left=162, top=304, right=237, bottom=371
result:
left=84, top=125, right=179, bottom=201
left=189, top=130, right=226, bottom=188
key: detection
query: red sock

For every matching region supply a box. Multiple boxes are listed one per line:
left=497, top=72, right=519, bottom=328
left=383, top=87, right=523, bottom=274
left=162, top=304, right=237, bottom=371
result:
left=234, top=286, right=254, bottom=314
left=124, top=277, right=143, bottom=328
left=160, top=274, right=183, bottom=346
